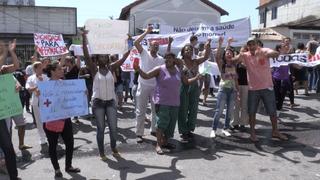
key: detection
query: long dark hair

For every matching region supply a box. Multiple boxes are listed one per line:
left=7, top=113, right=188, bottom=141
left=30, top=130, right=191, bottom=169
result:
left=180, top=44, right=193, bottom=59
left=46, top=61, right=60, bottom=78
left=221, top=48, right=235, bottom=74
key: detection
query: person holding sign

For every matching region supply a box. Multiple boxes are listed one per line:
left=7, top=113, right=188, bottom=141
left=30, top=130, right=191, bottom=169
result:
left=178, top=38, right=211, bottom=143
left=210, top=37, right=238, bottom=138
left=233, top=37, right=288, bottom=142
left=26, top=62, right=49, bottom=149
left=0, top=39, right=21, bottom=180
left=81, top=29, right=130, bottom=161
left=133, top=26, right=166, bottom=143
left=42, top=61, right=80, bottom=177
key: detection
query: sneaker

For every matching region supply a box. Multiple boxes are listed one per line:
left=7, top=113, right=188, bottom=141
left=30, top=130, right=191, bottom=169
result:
left=222, top=129, right=231, bottom=137
left=65, top=167, right=81, bottom=173
left=136, top=136, right=144, bottom=143
left=209, top=130, right=216, bottom=138
left=54, top=169, right=63, bottom=178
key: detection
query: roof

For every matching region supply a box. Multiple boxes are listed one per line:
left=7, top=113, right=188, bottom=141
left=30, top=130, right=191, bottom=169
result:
left=119, top=0, right=229, bottom=20
left=256, top=0, right=277, bottom=9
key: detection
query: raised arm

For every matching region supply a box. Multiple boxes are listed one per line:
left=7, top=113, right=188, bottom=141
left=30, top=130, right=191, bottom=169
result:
left=1, top=39, right=20, bottom=73
left=81, top=29, right=97, bottom=75
left=133, top=62, right=160, bottom=79
left=194, top=39, right=211, bottom=65
left=181, top=71, right=200, bottom=85
left=265, top=49, right=280, bottom=58
left=134, top=26, right=153, bottom=54
left=166, top=36, right=173, bottom=53
left=0, top=40, right=8, bottom=68
left=75, top=55, right=81, bottom=69
left=215, top=37, right=224, bottom=72
left=109, top=50, right=130, bottom=71
left=59, top=54, right=67, bottom=67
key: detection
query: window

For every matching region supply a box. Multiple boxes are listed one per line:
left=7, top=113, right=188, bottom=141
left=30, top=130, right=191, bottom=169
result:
left=271, top=7, right=278, bottom=20
left=260, top=12, right=266, bottom=24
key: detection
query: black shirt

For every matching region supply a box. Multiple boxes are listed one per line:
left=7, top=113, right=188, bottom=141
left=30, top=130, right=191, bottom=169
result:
left=236, top=63, right=248, bottom=86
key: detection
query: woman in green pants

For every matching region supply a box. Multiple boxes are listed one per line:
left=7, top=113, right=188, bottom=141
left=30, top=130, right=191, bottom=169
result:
left=178, top=39, right=211, bottom=143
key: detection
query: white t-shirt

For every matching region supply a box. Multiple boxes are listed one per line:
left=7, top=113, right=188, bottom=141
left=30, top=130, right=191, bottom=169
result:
left=25, top=74, right=49, bottom=106
left=138, top=49, right=165, bottom=87
left=25, top=65, right=34, bottom=76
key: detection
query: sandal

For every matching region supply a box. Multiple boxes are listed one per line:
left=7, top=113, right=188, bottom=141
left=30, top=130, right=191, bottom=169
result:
left=100, top=155, right=108, bottom=161
left=19, top=144, right=32, bottom=150
left=112, top=148, right=121, bottom=158
left=156, top=146, right=164, bottom=155
left=272, top=133, right=288, bottom=141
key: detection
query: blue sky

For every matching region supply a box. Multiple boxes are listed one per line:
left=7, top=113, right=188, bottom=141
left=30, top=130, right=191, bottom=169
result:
left=36, top=0, right=259, bottom=28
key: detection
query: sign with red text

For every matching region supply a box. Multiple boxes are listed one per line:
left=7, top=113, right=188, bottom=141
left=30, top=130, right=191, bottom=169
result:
left=120, top=48, right=141, bottom=72
left=34, top=33, right=68, bottom=57
left=85, top=19, right=129, bottom=54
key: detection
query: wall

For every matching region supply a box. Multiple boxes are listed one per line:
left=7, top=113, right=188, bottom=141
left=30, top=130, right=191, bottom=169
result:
left=259, top=0, right=320, bottom=28
left=128, top=0, right=221, bottom=35
left=0, top=5, right=77, bottom=35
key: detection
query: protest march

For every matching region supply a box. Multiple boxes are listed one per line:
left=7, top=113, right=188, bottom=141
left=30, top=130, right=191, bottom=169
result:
left=0, top=0, right=320, bottom=179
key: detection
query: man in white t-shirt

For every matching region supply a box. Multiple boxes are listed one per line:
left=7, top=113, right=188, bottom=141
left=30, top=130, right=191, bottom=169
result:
left=134, top=26, right=165, bottom=143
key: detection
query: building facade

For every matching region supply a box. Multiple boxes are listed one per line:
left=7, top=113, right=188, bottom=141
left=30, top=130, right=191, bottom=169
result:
left=119, top=0, right=228, bottom=36
left=255, top=0, right=320, bottom=48
left=0, top=3, right=76, bottom=65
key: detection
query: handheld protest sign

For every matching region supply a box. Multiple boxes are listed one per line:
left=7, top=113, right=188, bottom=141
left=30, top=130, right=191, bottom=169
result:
left=0, top=74, right=23, bottom=120
left=34, top=33, right=68, bottom=57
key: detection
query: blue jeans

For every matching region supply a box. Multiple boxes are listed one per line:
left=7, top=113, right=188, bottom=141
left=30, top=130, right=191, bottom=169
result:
left=212, top=88, right=236, bottom=130
left=92, top=99, right=117, bottom=155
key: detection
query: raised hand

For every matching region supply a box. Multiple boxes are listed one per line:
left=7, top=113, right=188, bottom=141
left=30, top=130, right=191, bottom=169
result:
left=8, top=39, right=16, bottom=52
left=146, top=25, right=153, bottom=34
left=133, top=58, right=140, bottom=71
left=205, top=38, right=212, bottom=49
left=218, top=36, right=224, bottom=46
left=168, top=36, right=173, bottom=44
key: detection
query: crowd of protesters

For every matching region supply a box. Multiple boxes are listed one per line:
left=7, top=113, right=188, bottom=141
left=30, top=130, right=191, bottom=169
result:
left=1, top=25, right=320, bottom=179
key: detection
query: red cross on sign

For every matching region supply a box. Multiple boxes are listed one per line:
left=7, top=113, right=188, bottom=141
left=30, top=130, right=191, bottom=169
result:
left=44, top=99, right=52, bottom=107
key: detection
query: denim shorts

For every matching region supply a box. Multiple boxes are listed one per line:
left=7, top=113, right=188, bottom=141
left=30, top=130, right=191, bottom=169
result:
left=248, top=88, right=276, bottom=116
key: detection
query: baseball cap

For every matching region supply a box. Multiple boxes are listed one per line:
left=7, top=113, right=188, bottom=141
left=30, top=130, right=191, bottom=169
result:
left=246, top=36, right=257, bottom=45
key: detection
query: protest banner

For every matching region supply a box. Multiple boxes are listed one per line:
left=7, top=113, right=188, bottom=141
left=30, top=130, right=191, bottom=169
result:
left=0, top=74, right=23, bottom=120
left=38, top=79, right=88, bottom=122
left=199, top=61, right=220, bottom=76
left=160, top=17, right=251, bottom=48
left=69, top=44, right=92, bottom=56
left=121, top=48, right=141, bottom=72
left=85, top=19, right=129, bottom=54
left=34, top=33, right=68, bottom=57
left=270, top=53, right=320, bottom=67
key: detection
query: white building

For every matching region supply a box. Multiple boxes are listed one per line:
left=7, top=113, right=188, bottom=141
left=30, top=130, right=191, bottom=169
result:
left=119, top=0, right=228, bottom=35
left=254, top=0, right=320, bottom=48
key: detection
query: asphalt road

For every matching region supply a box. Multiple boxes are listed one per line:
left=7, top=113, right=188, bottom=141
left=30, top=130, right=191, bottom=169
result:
left=1, top=90, right=319, bottom=180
